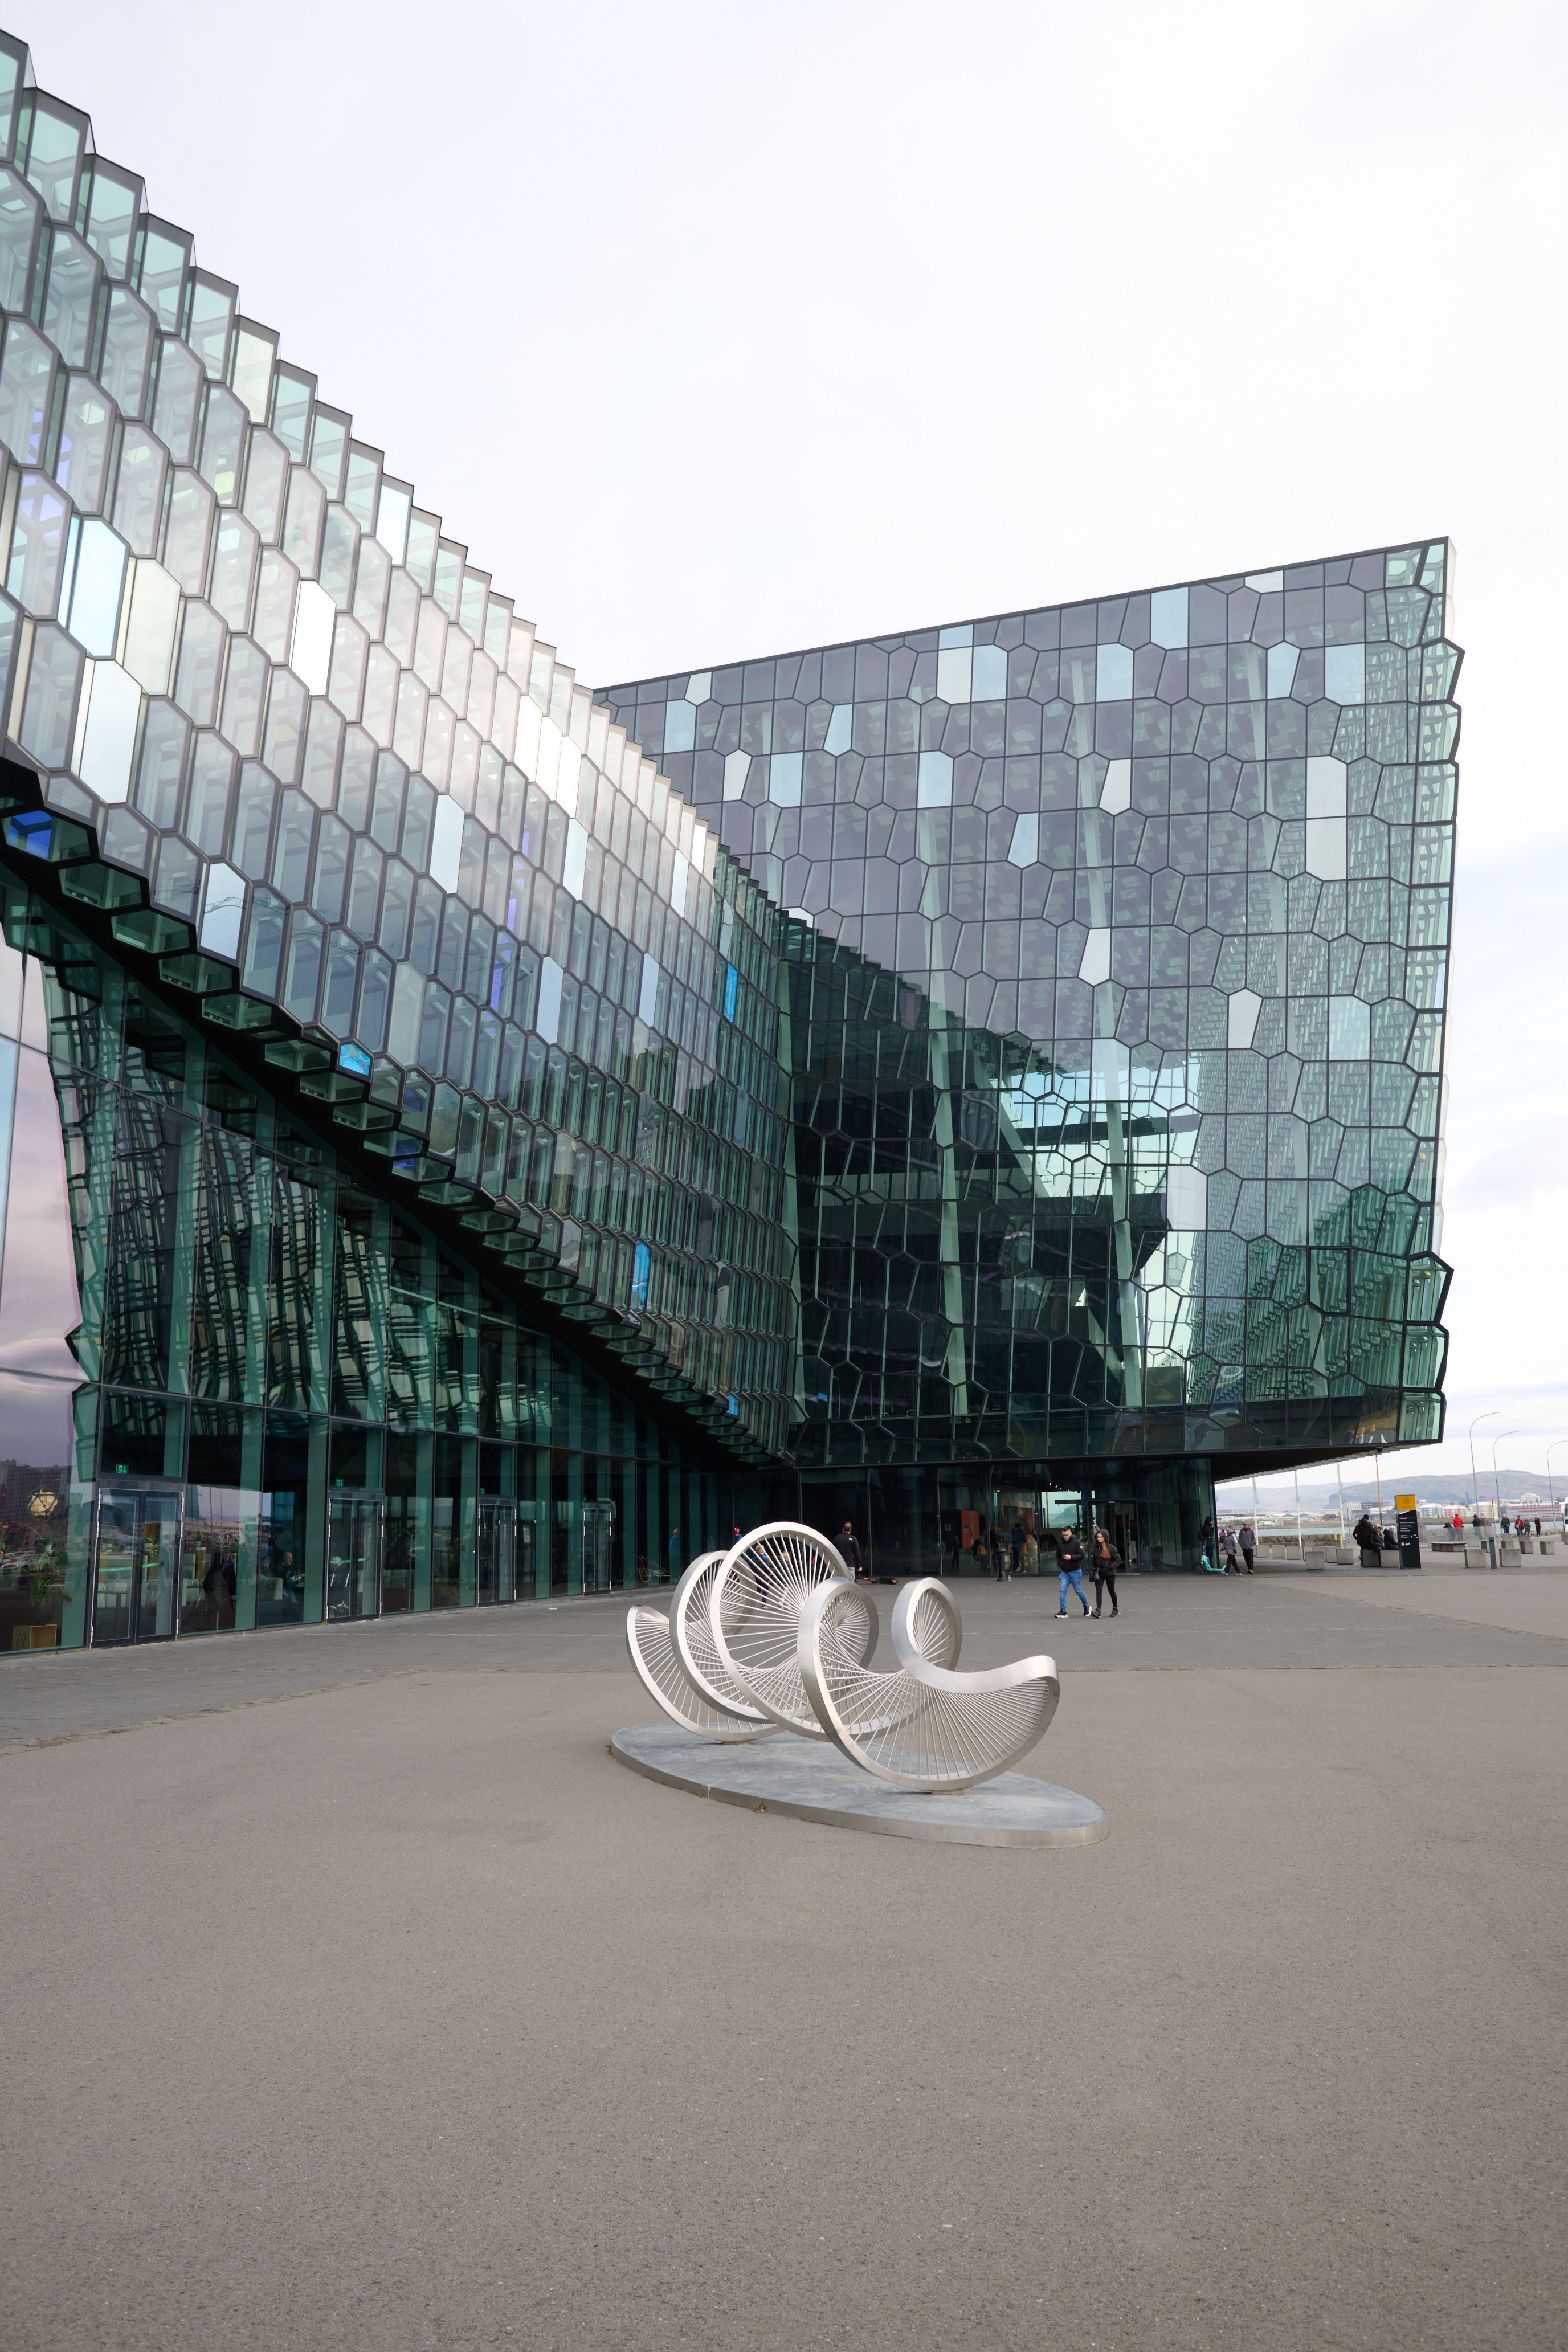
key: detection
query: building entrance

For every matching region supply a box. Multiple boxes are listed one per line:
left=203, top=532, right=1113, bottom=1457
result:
left=326, top=1494, right=382, bottom=1622
left=581, top=1500, right=616, bottom=1594
left=477, top=1499, right=517, bottom=1604
left=92, top=1487, right=182, bottom=1643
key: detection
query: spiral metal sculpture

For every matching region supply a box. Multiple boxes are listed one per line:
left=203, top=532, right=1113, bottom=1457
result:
left=707, top=1523, right=877, bottom=1739
left=626, top=1525, right=1060, bottom=1793
left=626, top=1553, right=772, bottom=1742
left=798, top=1577, right=1059, bottom=1790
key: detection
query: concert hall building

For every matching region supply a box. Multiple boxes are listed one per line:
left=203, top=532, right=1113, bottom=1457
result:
left=0, top=34, right=1457, bottom=1647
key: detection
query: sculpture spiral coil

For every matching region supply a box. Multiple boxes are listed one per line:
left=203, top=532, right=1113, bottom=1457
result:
left=626, top=1522, right=1059, bottom=1792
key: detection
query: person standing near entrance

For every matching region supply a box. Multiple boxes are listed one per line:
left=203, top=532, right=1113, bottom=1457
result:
left=1091, top=1526, right=1120, bottom=1617
left=1239, top=1521, right=1256, bottom=1574
left=838, top=1521, right=865, bottom=1580
left=1054, top=1525, right=1091, bottom=1619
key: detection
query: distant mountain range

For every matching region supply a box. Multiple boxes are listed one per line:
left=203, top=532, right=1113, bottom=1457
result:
left=1215, top=1472, right=1564, bottom=1509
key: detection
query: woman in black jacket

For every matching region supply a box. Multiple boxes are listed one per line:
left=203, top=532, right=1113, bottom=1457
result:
left=1091, top=1527, right=1120, bottom=1617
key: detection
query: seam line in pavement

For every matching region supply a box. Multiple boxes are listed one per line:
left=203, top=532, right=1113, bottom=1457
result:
left=3, top=1657, right=1564, bottom=1755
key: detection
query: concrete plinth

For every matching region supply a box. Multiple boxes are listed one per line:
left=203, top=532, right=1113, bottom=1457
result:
left=610, top=1722, right=1108, bottom=1848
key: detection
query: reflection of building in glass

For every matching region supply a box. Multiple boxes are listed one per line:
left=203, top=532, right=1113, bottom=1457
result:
left=0, top=34, right=1457, bottom=1651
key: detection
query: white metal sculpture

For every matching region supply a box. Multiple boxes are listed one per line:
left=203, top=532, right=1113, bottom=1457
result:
left=626, top=1552, right=771, bottom=1742
left=625, top=1522, right=1059, bottom=1792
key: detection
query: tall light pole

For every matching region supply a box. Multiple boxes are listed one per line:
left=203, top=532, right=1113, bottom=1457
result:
left=1547, top=1440, right=1568, bottom=1525
left=1468, top=1410, right=1498, bottom=1518
left=1491, top=1428, right=1519, bottom=1529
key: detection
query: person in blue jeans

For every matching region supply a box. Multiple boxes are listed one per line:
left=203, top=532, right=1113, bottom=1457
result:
left=1053, top=1526, right=1092, bottom=1618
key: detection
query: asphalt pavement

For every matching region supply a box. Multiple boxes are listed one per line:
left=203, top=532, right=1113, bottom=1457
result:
left=4, top=1573, right=1565, bottom=2351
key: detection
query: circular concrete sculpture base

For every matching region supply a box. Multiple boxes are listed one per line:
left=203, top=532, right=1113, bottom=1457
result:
left=611, top=1723, right=1108, bottom=1848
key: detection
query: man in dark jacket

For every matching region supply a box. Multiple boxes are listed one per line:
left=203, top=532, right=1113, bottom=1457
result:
left=838, top=1522, right=865, bottom=1579
left=1352, top=1514, right=1382, bottom=1570
left=1053, top=1526, right=1092, bottom=1619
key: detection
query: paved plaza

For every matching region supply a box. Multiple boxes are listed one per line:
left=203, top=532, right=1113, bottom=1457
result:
left=5, top=1572, right=1565, bottom=2351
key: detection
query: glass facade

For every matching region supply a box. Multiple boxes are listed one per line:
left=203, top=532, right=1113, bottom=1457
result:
left=599, top=552, right=1457, bottom=1568
left=0, top=38, right=1457, bottom=1648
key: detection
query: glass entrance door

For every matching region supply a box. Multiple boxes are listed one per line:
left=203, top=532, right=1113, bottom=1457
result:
left=477, top=1499, right=516, bottom=1604
left=92, top=1488, right=183, bottom=1644
left=582, top=1500, right=616, bottom=1594
left=326, top=1494, right=382, bottom=1621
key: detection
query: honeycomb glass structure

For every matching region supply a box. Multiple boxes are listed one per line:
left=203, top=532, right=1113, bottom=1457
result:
left=599, top=546, right=1457, bottom=1567
left=0, top=35, right=1456, bottom=1648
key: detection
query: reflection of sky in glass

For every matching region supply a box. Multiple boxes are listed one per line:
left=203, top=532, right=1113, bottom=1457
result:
left=0, top=1044, right=83, bottom=1379
left=0, top=1367, right=74, bottom=1466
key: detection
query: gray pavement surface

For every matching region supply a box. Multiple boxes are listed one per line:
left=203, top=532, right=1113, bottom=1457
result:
left=1272, top=1567, right=1568, bottom=1641
left=4, top=1570, right=1566, bottom=1751
left=5, top=1576, right=1566, bottom=2351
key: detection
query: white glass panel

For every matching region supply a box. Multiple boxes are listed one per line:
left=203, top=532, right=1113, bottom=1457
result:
left=768, top=752, right=800, bottom=806
left=1267, top=642, right=1298, bottom=697
left=917, top=751, right=951, bottom=807
left=288, top=577, right=335, bottom=696
left=428, top=793, right=464, bottom=891
left=1150, top=587, right=1187, bottom=648
left=1324, top=644, right=1365, bottom=704
left=67, top=518, right=128, bottom=655
left=77, top=659, right=141, bottom=802
left=1079, top=928, right=1111, bottom=985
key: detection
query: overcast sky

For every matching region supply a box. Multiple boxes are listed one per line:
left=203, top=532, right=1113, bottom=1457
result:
left=36, top=0, right=1568, bottom=1488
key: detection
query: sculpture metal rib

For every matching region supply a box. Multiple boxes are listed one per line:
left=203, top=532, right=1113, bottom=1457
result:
left=797, top=1575, right=1059, bottom=1790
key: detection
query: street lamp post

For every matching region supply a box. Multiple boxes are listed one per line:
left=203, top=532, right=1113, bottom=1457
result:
left=1545, top=1440, right=1568, bottom=1526
left=1491, top=1429, right=1519, bottom=1530
left=1468, top=1410, right=1498, bottom=1520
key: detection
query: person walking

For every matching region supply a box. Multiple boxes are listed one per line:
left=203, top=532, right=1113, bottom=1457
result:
left=991, top=1526, right=1008, bottom=1582
left=1009, top=1521, right=1026, bottom=1579
left=1091, top=1526, right=1120, bottom=1617
left=1352, top=1512, right=1381, bottom=1571
left=1054, top=1525, right=1092, bottom=1619
left=1239, top=1520, right=1256, bottom=1573
left=838, top=1521, right=864, bottom=1580
left=1222, top=1525, right=1241, bottom=1574
left=1020, top=1526, right=1039, bottom=1576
